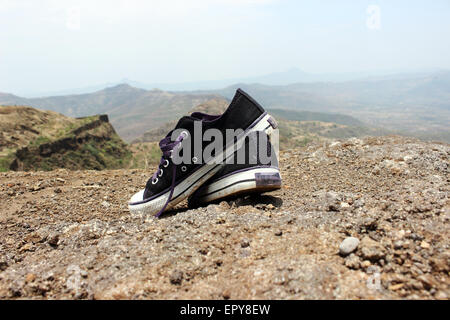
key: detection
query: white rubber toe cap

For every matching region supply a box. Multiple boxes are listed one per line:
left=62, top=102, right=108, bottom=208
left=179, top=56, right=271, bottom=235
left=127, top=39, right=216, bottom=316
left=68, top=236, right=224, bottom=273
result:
left=128, top=189, right=145, bottom=205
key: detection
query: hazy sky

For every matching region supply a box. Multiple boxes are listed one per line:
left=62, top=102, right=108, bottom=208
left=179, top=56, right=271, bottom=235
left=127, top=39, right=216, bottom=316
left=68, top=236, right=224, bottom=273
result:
left=1, top=0, right=450, bottom=95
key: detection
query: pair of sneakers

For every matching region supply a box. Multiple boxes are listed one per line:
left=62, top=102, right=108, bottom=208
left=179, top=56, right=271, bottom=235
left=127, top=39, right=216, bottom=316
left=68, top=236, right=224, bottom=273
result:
left=128, top=89, right=282, bottom=217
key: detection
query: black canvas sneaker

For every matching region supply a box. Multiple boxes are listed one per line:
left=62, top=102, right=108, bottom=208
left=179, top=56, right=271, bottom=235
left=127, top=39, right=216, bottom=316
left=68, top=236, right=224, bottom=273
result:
left=188, top=131, right=281, bottom=207
left=128, top=89, right=278, bottom=217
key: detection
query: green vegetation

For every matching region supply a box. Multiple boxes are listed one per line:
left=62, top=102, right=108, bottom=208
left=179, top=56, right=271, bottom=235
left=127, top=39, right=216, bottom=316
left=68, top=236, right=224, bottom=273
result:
left=0, top=107, right=131, bottom=172
left=128, top=142, right=162, bottom=169
left=29, top=135, right=51, bottom=147
left=53, top=116, right=97, bottom=138
left=18, top=135, right=132, bottom=172
left=268, top=108, right=365, bottom=127
left=0, top=148, right=15, bottom=172
left=275, top=116, right=391, bottom=150
left=0, top=156, right=12, bottom=172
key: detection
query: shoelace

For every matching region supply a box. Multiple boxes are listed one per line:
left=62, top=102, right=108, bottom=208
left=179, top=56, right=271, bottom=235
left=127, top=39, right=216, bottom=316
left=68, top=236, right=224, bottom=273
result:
left=150, top=131, right=188, bottom=218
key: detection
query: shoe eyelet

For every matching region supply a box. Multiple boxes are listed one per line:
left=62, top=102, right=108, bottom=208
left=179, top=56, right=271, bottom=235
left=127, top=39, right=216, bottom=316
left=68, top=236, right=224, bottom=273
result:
left=163, top=160, right=169, bottom=167
left=158, top=169, right=163, bottom=177
left=192, top=157, right=198, bottom=163
left=180, top=131, right=189, bottom=139
left=152, top=178, right=158, bottom=184
left=181, top=166, right=187, bottom=172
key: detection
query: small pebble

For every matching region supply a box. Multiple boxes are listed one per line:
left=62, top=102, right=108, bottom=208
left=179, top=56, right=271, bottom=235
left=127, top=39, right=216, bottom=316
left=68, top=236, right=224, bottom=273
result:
left=420, top=241, right=430, bottom=249
left=339, top=237, right=359, bottom=256
left=25, top=273, right=36, bottom=283
left=48, top=233, right=60, bottom=247
left=170, top=270, right=183, bottom=285
left=240, top=238, right=250, bottom=248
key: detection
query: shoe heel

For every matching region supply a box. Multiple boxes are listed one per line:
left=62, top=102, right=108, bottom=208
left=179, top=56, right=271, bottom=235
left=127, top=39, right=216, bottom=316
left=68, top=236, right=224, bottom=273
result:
left=255, top=171, right=282, bottom=188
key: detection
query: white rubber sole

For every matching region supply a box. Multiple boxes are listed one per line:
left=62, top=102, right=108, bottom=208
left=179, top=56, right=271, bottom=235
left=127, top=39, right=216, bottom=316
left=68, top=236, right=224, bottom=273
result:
left=190, top=167, right=282, bottom=205
left=128, top=113, right=275, bottom=217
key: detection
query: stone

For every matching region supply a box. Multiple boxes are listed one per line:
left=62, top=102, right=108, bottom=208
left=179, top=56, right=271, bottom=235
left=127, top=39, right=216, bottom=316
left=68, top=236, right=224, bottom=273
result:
left=240, top=238, right=250, bottom=248
left=80, top=270, right=88, bottom=278
left=417, top=274, right=436, bottom=290
left=101, top=201, right=111, bottom=208
left=393, top=240, right=403, bottom=250
left=19, top=243, right=33, bottom=253
left=48, top=233, right=60, bottom=247
left=360, top=236, right=386, bottom=262
left=344, top=254, right=360, bottom=269
left=434, top=291, right=448, bottom=300
left=353, top=198, right=365, bottom=208
left=420, top=241, right=430, bottom=249
left=170, top=270, right=183, bottom=285
left=206, top=204, right=220, bottom=214
left=340, top=202, right=351, bottom=209
left=361, top=217, right=378, bottom=231
left=26, top=230, right=48, bottom=244
left=44, top=272, right=55, bottom=281
left=222, top=289, right=231, bottom=300
left=339, top=237, right=360, bottom=256
left=325, top=191, right=341, bottom=211
left=388, top=283, right=404, bottom=291
left=430, top=257, right=448, bottom=273
left=0, top=259, right=8, bottom=271
left=25, top=273, right=36, bottom=283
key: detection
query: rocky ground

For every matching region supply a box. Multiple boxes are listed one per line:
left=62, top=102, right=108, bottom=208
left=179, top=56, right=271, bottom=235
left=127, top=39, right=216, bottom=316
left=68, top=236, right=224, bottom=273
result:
left=0, top=136, right=448, bottom=300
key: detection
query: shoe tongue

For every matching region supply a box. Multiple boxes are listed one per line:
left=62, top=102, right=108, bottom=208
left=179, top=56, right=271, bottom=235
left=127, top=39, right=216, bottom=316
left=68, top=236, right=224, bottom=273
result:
left=229, top=88, right=244, bottom=108
left=172, top=89, right=246, bottom=133
left=174, top=116, right=194, bottom=130
left=188, top=89, right=244, bottom=121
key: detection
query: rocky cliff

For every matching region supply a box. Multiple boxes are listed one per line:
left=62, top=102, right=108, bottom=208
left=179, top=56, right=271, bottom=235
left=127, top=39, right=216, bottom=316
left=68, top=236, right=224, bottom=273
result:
left=0, top=106, right=131, bottom=171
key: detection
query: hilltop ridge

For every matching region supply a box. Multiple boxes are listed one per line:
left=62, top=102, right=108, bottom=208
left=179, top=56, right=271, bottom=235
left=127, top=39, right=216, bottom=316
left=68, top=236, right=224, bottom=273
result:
left=2, top=71, right=449, bottom=143
left=0, top=86, right=222, bottom=141
left=0, top=106, right=130, bottom=171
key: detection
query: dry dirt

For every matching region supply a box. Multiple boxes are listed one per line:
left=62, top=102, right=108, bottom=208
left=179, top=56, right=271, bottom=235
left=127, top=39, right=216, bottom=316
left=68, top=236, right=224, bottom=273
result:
left=0, top=136, right=448, bottom=300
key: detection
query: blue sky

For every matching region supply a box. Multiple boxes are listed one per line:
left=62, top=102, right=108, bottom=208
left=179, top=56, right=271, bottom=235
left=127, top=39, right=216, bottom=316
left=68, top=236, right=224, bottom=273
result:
left=1, top=0, right=449, bottom=95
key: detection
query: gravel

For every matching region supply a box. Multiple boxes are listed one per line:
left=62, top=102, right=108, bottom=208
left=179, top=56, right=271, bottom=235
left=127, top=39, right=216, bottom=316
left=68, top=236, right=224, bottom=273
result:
left=0, top=136, right=448, bottom=299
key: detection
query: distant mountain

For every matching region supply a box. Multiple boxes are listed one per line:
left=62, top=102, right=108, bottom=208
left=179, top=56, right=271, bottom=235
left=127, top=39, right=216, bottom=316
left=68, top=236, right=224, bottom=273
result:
left=23, top=78, right=151, bottom=97
left=267, top=109, right=392, bottom=150
left=132, top=98, right=388, bottom=153
left=201, top=70, right=450, bottom=110
left=0, top=106, right=130, bottom=171
left=21, top=68, right=447, bottom=97
left=0, top=85, right=221, bottom=141
left=0, top=92, right=29, bottom=105
left=197, top=71, right=450, bottom=142
left=132, top=98, right=230, bottom=144
left=1, top=70, right=449, bottom=144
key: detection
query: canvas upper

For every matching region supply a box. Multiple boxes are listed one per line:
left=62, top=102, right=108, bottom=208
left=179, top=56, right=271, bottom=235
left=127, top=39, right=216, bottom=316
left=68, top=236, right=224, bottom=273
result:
left=140, top=88, right=267, bottom=203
